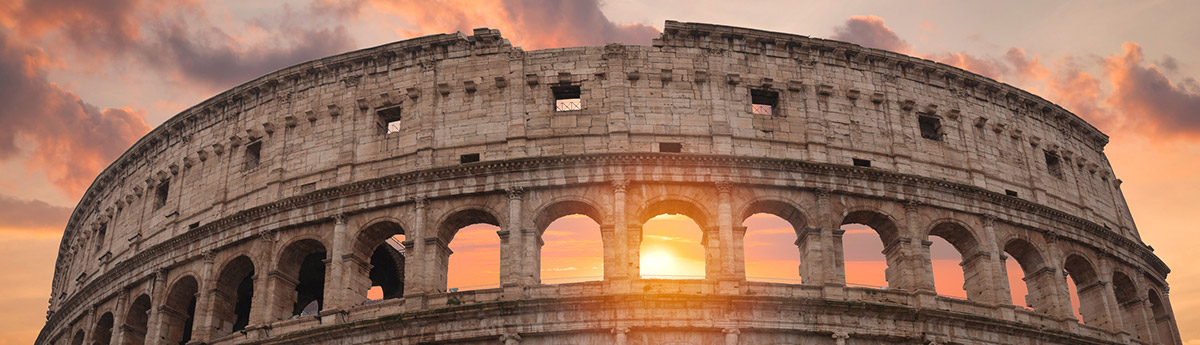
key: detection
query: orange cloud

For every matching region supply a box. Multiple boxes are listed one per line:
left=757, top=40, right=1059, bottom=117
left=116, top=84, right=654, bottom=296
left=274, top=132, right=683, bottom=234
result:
left=361, top=0, right=659, bottom=50
left=0, top=29, right=151, bottom=198
left=1103, top=43, right=1200, bottom=138
left=0, top=194, right=70, bottom=233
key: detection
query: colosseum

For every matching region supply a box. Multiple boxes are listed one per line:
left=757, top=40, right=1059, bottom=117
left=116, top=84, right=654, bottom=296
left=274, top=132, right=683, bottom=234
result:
left=38, top=21, right=1180, bottom=345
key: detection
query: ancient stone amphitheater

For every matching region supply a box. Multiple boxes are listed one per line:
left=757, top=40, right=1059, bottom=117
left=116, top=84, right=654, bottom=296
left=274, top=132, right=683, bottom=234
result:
left=39, top=21, right=1180, bottom=345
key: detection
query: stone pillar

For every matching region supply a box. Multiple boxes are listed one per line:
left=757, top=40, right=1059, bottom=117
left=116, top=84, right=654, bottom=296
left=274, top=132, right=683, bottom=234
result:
left=524, top=227, right=540, bottom=285
left=600, top=225, right=617, bottom=280
left=1160, top=288, right=1183, bottom=345
left=146, top=269, right=169, bottom=344
left=832, top=331, right=849, bottom=345
left=192, top=250, right=217, bottom=342
left=611, top=180, right=630, bottom=279
left=980, top=215, right=1012, bottom=305
left=251, top=230, right=275, bottom=325
left=1044, top=232, right=1076, bottom=320
left=498, top=187, right=525, bottom=289
left=83, top=305, right=96, bottom=345
left=111, top=289, right=129, bottom=345
left=405, top=197, right=428, bottom=296
left=733, top=226, right=747, bottom=280
left=612, top=327, right=630, bottom=345
left=424, top=238, right=452, bottom=293
left=325, top=214, right=348, bottom=310
left=722, top=327, right=739, bottom=345
left=902, top=201, right=936, bottom=292
left=716, top=182, right=736, bottom=280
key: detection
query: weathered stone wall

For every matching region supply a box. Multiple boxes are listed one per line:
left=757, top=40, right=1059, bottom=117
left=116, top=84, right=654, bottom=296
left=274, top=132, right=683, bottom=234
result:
left=39, top=22, right=1177, bottom=345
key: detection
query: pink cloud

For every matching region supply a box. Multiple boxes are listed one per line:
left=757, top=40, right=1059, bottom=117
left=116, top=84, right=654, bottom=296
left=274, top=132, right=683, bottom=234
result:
left=831, top=15, right=912, bottom=54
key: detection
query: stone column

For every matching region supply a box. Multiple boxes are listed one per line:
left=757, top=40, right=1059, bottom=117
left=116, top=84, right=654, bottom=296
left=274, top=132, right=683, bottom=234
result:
left=111, top=289, right=129, bottom=345
left=1044, top=232, right=1075, bottom=320
left=146, top=269, right=169, bottom=344
left=1160, top=288, right=1183, bottom=345
left=192, top=250, right=217, bottom=342
left=499, top=187, right=525, bottom=290
left=980, top=215, right=1013, bottom=305
left=251, top=230, right=275, bottom=325
left=716, top=182, right=737, bottom=280
left=325, top=214, right=348, bottom=310
left=405, top=196, right=428, bottom=296
left=902, top=201, right=936, bottom=292
left=611, top=180, right=630, bottom=279
left=524, top=227, right=540, bottom=285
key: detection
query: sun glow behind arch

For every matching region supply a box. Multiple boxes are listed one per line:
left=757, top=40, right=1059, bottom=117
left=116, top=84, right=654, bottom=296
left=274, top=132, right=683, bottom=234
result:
left=639, top=214, right=706, bottom=279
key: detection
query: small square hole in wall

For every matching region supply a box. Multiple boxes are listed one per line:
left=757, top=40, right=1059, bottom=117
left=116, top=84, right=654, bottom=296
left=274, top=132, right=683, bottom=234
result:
left=299, top=182, right=316, bottom=194
left=1044, top=151, right=1063, bottom=178
left=1006, top=189, right=1019, bottom=197
left=460, top=153, right=481, bottom=164
left=189, top=222, right=200, bottom=230
left=244, top=140, right=262, bottom=170
left=552, top=85, right=581, bottom=111
left=751, top=89, right=779, bottom=115
left=377, top=106, right=403, bottom=134
left=852, top=158, right=871, bottom=167
left=918, top=115, right=943, bottom=141
left=659, top=142, right=682, bottom=153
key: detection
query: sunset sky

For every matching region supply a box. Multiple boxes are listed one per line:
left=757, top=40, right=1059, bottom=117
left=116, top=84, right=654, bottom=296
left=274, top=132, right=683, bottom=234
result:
left=2, top=1, right=1199, bottom=344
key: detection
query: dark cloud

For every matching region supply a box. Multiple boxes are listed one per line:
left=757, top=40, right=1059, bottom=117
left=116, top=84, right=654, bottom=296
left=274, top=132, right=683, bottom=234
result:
left=0, top=29, right=151, bottom=197
left=0, top=194, right=71, bottom=231
left=1105, top=43, right=1200, bottom=136
left=830, top=15, right=912, bottom=53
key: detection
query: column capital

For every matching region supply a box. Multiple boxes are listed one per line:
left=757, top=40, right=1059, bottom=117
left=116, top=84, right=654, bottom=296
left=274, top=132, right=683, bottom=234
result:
left=611, top=179, right=629, bottom=193
left=411, top=195, right=429, bottom=209
left=814, top=187, right=832, bottom=200
left=505, top=186, right=525, bottom=200
left=980, top=213, right=998, bottom=227
left=202, top=249, right=216, bottom=264
left=715, top=181, right=733, bottom=194
left=903, top=199, right=921, bottom=213
left=332, top=213, right=347, bottom=224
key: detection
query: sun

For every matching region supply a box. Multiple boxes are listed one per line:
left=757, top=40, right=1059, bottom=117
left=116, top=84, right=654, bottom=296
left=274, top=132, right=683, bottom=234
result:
left=641, top=248, right=676, bottom=276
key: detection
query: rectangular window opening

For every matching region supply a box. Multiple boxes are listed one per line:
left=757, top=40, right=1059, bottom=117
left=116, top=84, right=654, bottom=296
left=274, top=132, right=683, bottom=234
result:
left=659, top=142, right=682, bottom=153
left=852, top=158, right=871, bottom=167
left=1006, top=189, right=1019, bottom=197
left=189, top=222, right=200, bottom=230
left=299, top=182, right=316, bottom=194
left=1045, top=151, right=1063, bottom=178
left=460, top=153, right=481, bottom=164
left=919, top=115, right=943, bottom=141
left=377, top=106, right=403, bottom=134
left=751, top=89, right=779, bottom=115
left=244, top=140, right=262, bottom=170
left=154, top=180, right=169, bottom=210
left=95, top=223, right=107, bottom=250
left=552, top=85, right=581, bottom=112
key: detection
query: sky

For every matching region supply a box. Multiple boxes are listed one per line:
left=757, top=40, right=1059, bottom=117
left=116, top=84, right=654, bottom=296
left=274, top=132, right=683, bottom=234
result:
left=1, top=0, right=1198, bottom=344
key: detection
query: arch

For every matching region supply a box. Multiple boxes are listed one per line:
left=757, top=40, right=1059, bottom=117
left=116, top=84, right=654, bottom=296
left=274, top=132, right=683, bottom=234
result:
left=1147, top=288, right=1173, bottom=344
left=121, top=294, right=151, bottom=345
left=637, top=198, right=712, bottom=227
left=925, top=219, right=986, bottom=300
left=1002, top=238, right=1056, bottom=314
left=534, top=199, right=605, bottom=284
left=839, top=208, right=902, bottom=289
left=92, top=311, right=114, bottom=345
left=271, top=238, right=328, bottom=319
left=160, top=275, right=199, bottom=345
left=354, top=218, right=406, bottom=302
left=739, top=199, right=807, bottom=283
left=739, top=199, right=809, bottom=232
left=532, top=199, right=606, bottom=235
left=1063, top=253, right=1107, bottom=325
left=1113, top=271, right=1150, bottom=341
left=212, top=255, right=255, bottom=335
left=71, top=330, right=84, bottom=345
left=437, top=207, right=503, bottom=291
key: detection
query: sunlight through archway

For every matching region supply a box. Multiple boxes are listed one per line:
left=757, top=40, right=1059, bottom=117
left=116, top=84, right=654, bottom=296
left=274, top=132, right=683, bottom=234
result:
left=447, top=223, right=500, bottom=291
left=640, top=214, right=705, bottom=279
left=540, top=215, right=603, bottom=284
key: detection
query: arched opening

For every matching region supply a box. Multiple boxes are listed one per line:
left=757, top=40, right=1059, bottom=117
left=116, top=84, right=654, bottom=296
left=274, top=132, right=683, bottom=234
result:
left=1003, top=239, right=1055, bottom=314
left=535, top=200, right=604, bottom=284
left=121, top=294, right=151, bottom=345
left=638, top=200, right=711, bottom=279
left=440, top=209, right=501, bottom=292
left=840, top=210, right=900, bottom=289
left=926, top=222, right=985, bottom=300
left=1063, top=254, right=1105, bottom=325
left=739, top=200, right=805, bottom=283
left=160, top=276, right=198, bottom=345
left=1113, top=272, right=1149, bottom=340
left=1148, top=288, right=1172, bottom=344
left=272, top=239, right=327, bottom=319
left=354, top=220, right=406, bottom=303
left=92, top=312, right=114, bottom=345
left=212, top=255, right=255, bottom=335
left=71, top=330, right=84, bottom=345
left=1003, top=253, right=1031, bottom=309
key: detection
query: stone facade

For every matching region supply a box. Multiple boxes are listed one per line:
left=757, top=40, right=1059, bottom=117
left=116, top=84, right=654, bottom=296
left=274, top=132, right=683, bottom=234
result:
left=38, top=21, right=1179, bottom=345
